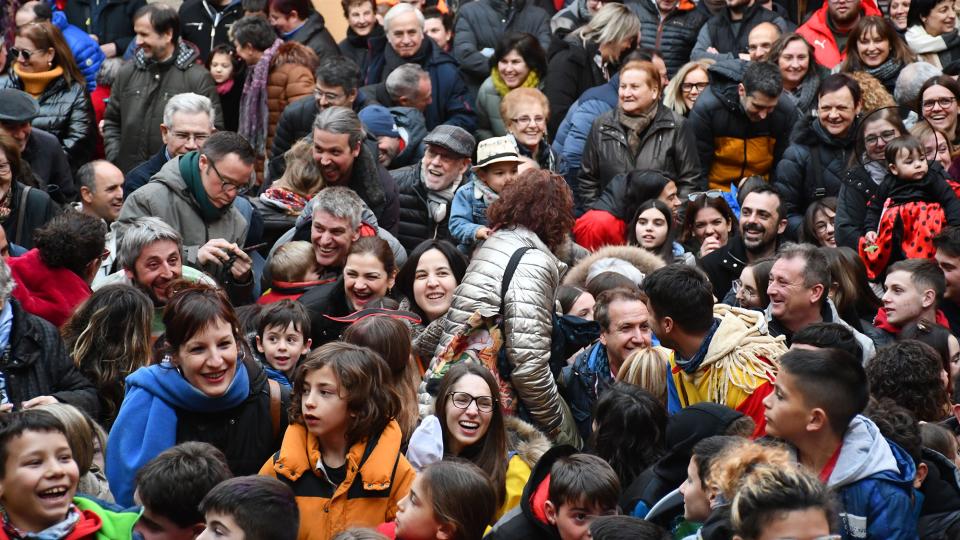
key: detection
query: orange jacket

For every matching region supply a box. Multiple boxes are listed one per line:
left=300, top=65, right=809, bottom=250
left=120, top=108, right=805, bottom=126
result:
left=259, top=421, right=415, bottom=540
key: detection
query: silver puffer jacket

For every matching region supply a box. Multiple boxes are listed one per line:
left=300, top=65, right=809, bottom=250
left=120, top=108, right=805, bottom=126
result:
left=420, top=225, right=568, bottom=437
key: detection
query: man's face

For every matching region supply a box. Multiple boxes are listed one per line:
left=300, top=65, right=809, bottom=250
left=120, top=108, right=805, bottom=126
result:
left=199, top=153, right=252, bottom=209
left=748, top=24, right=779, bottom=61
left=421, top=144, right=469, bottom=191
left=679, top=458, right=712, bottom=522
left=134, top=15, right=173, bottom=60
left=312, top=129, right=360, bottom=186
left=404, top=75, right=433, bottom=111
left=599, top=299, right=652, bottom=376
left=739, top=88, right=779, bottom=122
left=314, top=82, right=355, bottom=111
left=311, top=210, right=360, bottom=269
left=767, top=256, right=822, bottom=326
left=883, top=270, right=932, bottom=327
left=739, top=192, right=784, bottom=255
left=0, top=121, right=31, bottom=152
left=762, top=368, right=813, bottom=442
left=376, top=135, right=402, bottom=166
left=160, top=111, right=213, bottom=157
left=134, top=489, right=201, bottom=540
left=126, top=239, right=182, bottom=306
left=268, top=6, right=300, bottom=34
left=82, top=162, right=125, bottom=223
left=386, top=11, right=424, bottom=58
left=935, top=249, right=960, bottom=301
left=828, top=0, right=859, bottom=24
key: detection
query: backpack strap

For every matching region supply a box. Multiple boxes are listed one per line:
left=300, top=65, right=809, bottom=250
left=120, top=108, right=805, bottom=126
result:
left=500, top=246, right=534, bottom=309
left=267, top=378, right=281, bottom=440
left=810, top=147, right=826, bottom=199
left=15, top=186, right=30, bottom=247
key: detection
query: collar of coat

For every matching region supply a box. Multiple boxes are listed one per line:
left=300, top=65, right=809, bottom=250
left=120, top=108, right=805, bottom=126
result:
left=135, top=40, right=200, bottom=71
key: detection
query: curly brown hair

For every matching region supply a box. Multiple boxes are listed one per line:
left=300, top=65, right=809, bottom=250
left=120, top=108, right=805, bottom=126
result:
left=289, top=342, right=401, bottom=446
left=486, top=169, right=573, bottom=251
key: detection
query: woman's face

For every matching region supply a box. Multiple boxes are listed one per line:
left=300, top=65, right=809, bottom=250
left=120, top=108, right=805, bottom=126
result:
left=921, top=84, right=959, bottom=136
left=634, top=207, right=670, bottom=251
left=778, top=40, right=810, bottom=89
left=856, top=27, right=891, bottom=68
left=813, top=206, right=837, bottom=246
left=600, top=35, right=637, bottom=63
left=659, top=181, right=681, bottom=217
left=0, top=150, right=11, bottom=185
left=424, top=17, right=451, bottom=51
left=13, top=36, right=53, bottom=74
left=348, top=2, right=377, bottom=36
left=508, top=100, right=547, bottom=150
left=922, top=131, right=953, bottom=170
left=681, top=67, right=709, bottom=110
left=343, top=252, right=394, bottom=311
left=174, top=317, right=238, bottom=398
left=862, top=119, right=901, bottom=161
left=444, top=374, right=495, bottom=455
left=567, top=291, right=596, bottom=320
left=412, top=248, right=458, bottom=322
left=736, top=266, right=762, bottom=309
left=889, top=0, right=910, bottom=29
left=948, top=334, right=960, bottom=385
left=818, top=86, right=860, bottom=138
left=753, top=508, right=832, bottom=540
left=923, top=0, right=957, bottom=36
left=497, top=49, right=531, bottom=90
left=619, top=68, right=659, bottom=115
left=693, top=206, right=732, bottom=246
left=208, top=53, right=234, bottom=84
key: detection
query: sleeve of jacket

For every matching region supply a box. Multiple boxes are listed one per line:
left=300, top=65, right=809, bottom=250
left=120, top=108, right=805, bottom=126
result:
left=864, top=181, right=890, bottom=232
left=861, top=480, right=919, bottom=540
left=379, top=167, right=401, bottom=235
left=773, top=144, right=808, bottom=239
left=691, top=24, right=734, bottom=61
left=687, top=98, right=714, bottom=183
left=102, top=68, right=127, bottom=163
left=502, top=251, right=565, bottom=436
left=544, top=50, right=582, bottom=136
left=449, top=184, right=481, bottom=248
left=577, top=121, right=603, bottom=208
left=672, top=119, right=705, bottom=198
left=933, top=171, right=960, bottom=226
left=451, top=8, right=489, bottom=82
left=476, top=86, right=496, bottom=142
left=771, top=106, right=798, bottom=176
left=835, top=182, right=867, bottom=250
left=283, top=66, right=315, bottom=106
left=46, top=331, right=100, bottom=419
left=62, top=88, right=97, bottom=169
left=561, top=98, right=606, bottom=172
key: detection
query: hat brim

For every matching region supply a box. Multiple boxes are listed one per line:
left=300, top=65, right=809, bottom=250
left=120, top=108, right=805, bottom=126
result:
left=472, top=155, right=525, bottom=169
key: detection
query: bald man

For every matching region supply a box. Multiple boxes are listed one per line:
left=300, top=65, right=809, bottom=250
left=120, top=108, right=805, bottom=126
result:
left=748, top=22, right=781, bottom=62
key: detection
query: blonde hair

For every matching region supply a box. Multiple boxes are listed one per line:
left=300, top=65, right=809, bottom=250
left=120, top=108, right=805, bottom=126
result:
left=500, top=87, right=550, bottom=126
left=910, top=121, right=954, bottom=157
left=36, top=403, right=96, bottom=475
left=277, top=139, right=324, bottom=198
left=269, top=241, right=317, bottom=283
left=578, top=3, right=640, bottom=47
left=709, top=439, right=793, bottom=502
left=617, top=346, right=669, bottom=406
left=663, top=59, right=714, bottom=116
left=846, top=71, right=896, bottom=114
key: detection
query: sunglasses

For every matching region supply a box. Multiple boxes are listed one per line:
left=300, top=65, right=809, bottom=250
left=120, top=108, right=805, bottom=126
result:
left=687, top=189, right=724, bottom=202
left=9, top=47, right=42, bottom=61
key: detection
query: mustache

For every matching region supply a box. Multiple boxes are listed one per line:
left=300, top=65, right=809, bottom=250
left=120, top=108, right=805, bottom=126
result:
left=742, top=224, right=767, bottom=234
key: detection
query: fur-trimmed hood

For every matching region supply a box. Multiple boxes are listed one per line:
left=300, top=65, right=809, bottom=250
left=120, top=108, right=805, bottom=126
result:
left=504, top=415, right=552, bottom=469
left=562, top=244, right=665, bottom=288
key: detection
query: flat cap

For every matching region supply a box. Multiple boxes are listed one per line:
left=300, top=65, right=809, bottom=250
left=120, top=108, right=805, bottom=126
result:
left=0, top=89, right=39, bottom=123
left=422, top=125, right=475, bottom=158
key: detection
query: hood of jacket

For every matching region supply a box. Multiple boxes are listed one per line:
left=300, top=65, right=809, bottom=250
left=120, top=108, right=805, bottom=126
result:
left=505, top=415, right=552, bottom=469
left=920, top=447, right=960, bottom=516
left=297, top=12, right=330, bottom=41
left=520, top=445, right=577, bottom=539
left=802, top=0, right=882, bottom=41
left=706, top=58, right=747, bottom=113
left=828, top=414, right=915, bottom=488
left=8, top=249, right=91, bottom=328
left=562, top=244, right=665, bottom=288
left=134, top=39, right=201, bottom=71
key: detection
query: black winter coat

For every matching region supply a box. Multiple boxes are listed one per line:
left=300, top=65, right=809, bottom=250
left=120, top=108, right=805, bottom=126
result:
left=178, top=0, right=244, bottom=60
left=702, top=2, right=784, bottom=56
left=393, top=164, right=469, bottom=252
left=0, top=73, right=95, bottom=172
left=176, top=357, right=290, bottom=476
left=3, top=181, right=58, bottom=251
left=835, top=163, right=881, bottom=250
left=64, top=0, right=146, bottom=55
left=544, top=34, right=608, bottom=136
left=287, top=12, right=340, bottom=59
left=774, top=116, right=857, bottom=239
left=338, top=25, right=383, bottom=75
left=21, top=128, right=77, bottom=205
left=632, top=0, right=709, bottom=77
left=1, top=299, right=98, bottom=418
left=298, top=278, right=353, bottom=346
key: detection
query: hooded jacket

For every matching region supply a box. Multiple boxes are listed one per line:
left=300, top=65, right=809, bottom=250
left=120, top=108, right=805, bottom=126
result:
left=103, top=41, right=223, bottom=172
left=260, top=421, right=415, bottom=540
left=774, top=115, right=858, bottom=238
left=797, top=0, right=882, bottom=69
left=265, top=43, right=317, bottom=166
left=63, top=0, right=145, bottom=55
left=8, top=249, right=91, bottom=328
left=633, top=0, right=709, bottom=77
left=178, top=0, right=244, bottom=60
left=285, top=12, right=339, bottom=60
left=919, top=447, right=960, bottom=538
left=687, top=59, right=798, bottom=191
left=578, top=105, right=703, bottom=207
left=51, top=10, right=105, bottom=93
left=765, top=298, right=877, bottom=364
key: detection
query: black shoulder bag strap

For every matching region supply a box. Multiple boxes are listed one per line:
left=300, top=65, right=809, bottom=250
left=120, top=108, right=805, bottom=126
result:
left=15, top=186, right=31, bottom=247
left=500, top=246, right=534, bottom=310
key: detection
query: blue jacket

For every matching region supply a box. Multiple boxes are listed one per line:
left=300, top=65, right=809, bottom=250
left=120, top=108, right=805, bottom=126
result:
left=558, top=341, right=611, bottom=442
left=52, top=10, right=104, bottom=93
left=552, top=74, right=619, bottom=174
left=826, top=415, right=921, bottom=540
left=449, top=179, right=494, bottom=253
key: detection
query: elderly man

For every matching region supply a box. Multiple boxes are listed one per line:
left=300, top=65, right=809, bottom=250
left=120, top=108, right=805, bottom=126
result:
left=393, top=125, right=475, bottom=252
left=75, top=160, right=124, bottom=284
left=124, top=92, right=217, bottom=196
left=118, top=131, right=255, bottom=303
left=363, top=63, right=434, bottom=112
left=366, top=3, right=475, bottom=131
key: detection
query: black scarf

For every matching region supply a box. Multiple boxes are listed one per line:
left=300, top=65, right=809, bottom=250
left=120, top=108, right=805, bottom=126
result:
left=384, top=38, right=431, bottom=77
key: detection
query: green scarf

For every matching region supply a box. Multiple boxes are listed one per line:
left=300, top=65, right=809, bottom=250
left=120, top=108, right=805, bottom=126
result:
left=179, top=151, right=226, bottom=222
left=491, top=68, right=541, bottom=97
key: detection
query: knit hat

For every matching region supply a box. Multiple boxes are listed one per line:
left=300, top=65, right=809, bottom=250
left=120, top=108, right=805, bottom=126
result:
left=359, top=105, right=400, bottom=139
left=423, top=124, right=475, bottom=158
left=473, top=136, right=523, bottom=169
left=0, top=89, right=39, bottom=123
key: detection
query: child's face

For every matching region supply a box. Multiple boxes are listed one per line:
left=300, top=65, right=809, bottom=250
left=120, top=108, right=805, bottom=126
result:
left=679, top=458, right=712, bottom=522
left=300, top=365, right=350, bottom=442
left=209, top=53, right=234, bottom=85
left=761, top=368, right=813, bottom=442
left=0, top=430, right=79, bottom=533
left=544, top=498, right=616, bottom=540
left=477, top=161, right=519, bottom=194
left=395, top=475, right=445, bottom=540
left=443, top=374, right=495, bottom=456
left=889, top=148, right=929, bottom=181
left=256, top=323, right=311, bottom=376
left=197, top=512, right=245, bottom=540
left=751, top=508, right=831, bottom=540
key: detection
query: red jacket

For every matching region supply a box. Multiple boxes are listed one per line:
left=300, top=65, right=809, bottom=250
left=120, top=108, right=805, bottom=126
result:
left=0, top=509, right=102, bottom=540
left=7, top=249, right=91, bottom=328
left=797, top=0, right=881, bottom=68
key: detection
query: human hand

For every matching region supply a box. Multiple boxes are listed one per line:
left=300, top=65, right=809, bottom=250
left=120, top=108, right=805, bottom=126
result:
left=0, top=403, right=12, bottom=413
left=475, top=227, right=491, bottom=240
left=100, top=42, right=117, bottom=58
left=707, top=47, right=719, bottom=54
left=700, top=235, right=722, bottom=257
left=864, top=231, right=878, bottom=245
left=198, top=239, right=252, bottom=280
left=21, top=395, right=58, bottom=409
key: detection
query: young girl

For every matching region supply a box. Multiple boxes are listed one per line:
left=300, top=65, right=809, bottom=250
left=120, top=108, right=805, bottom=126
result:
left=449, top=136, right=524, bottom=253
left=260, top=342, right=415, bottom=540
left=206, top=44, right=244, bottom=132
left=378, top=460, right=497, bottom=540
left=861, top=135, right=960, bottom=278
left=627, top=199, right=694, bottom=265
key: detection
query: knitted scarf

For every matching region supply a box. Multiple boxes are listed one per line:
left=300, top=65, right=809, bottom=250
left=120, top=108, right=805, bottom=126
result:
left=14, top=64, right=63, bottom=98
left=865, top=58, right=902, bottom=85
left=239, top=38, right=282, bottom=155
left=179, top=151, right=226, bottom=222
left=3, top=506, right=80, bottom=540
left=618, top=104, right=659, bottom=157
left=491, top=68, right=541, bottom=97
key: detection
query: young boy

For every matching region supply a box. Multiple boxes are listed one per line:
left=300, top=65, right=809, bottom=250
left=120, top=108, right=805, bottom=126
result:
left=255, top=300, right=312, bottom=387
left=861, top=135, right=960, bottom=279
left=133, top=442, right=233, bottom=540
left=677, top=436, right=745, bottom=538
left=763, top=347, right=919, bottom=539
left=198, top=476, right=299, bottom=540
left=487, top=446, right=620, bottom=540
left=259, top=241, right=325, bottom=304
left=0, top=410, right=139, bottom=540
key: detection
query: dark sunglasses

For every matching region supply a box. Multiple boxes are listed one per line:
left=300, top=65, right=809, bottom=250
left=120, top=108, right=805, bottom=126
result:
left=9, top=47, right=41, bottom=61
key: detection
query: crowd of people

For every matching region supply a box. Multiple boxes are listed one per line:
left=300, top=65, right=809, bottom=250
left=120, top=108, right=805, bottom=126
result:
left=3, top=0, right=960, bottom=538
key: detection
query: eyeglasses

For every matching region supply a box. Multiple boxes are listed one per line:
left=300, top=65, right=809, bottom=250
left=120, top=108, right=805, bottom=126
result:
left=922, top=96, right=957, bottom=111
left=172, top=131, right=210, bottom=144
left=732, top=279, right=757, bottom=300
left=206, top=156, right=249, bottom=196
left=681, top=82, right=708, bottom=93
left=864, top=129, right=898, bottom=146
left=687, top=189, right=724, bottom=202
left=314, top=88, right=345, bottom=103
left=447, top=391, right=495, bottom=413
left=9, top=47, right=42, bottom=61
left=511, top=115, right=546, bottom=127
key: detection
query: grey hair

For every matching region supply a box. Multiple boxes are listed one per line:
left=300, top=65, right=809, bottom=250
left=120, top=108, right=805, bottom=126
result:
left=578, top=3, right=640, bottom=47
left=162, top=92, right=216, bottom=130
left=776, top=243, right=831, bottom=294
left=386, top=63, right=428, bottom=102
left=311, top=187, right=364, bottom=230
left=0, top=257, right=16, bottom=307
left=313, top=106, right=365, bottom=148
left=384, top=3, right=424, bottom=33
left=117, top=217, right=183, bottom=270
left=895, top=63, right=942, bottom=110
left=75, top=160, right=114, bottom=193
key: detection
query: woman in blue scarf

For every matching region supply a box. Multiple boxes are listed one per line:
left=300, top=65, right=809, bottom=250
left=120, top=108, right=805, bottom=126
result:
left=106, top=282, right=289, bottom=506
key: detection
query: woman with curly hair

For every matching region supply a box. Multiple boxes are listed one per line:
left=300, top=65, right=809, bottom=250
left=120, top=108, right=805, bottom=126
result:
left=422, top=169, right=578, bottom=446
left=866, top=340, right=952, bottom=422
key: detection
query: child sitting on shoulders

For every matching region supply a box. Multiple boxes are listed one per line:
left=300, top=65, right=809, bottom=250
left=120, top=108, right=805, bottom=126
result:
left=259, top=241, right=325, bottom=304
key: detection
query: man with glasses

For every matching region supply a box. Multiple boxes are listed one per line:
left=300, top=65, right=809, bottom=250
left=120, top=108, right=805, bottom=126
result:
left=118, top=131, right=256, bottom=302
